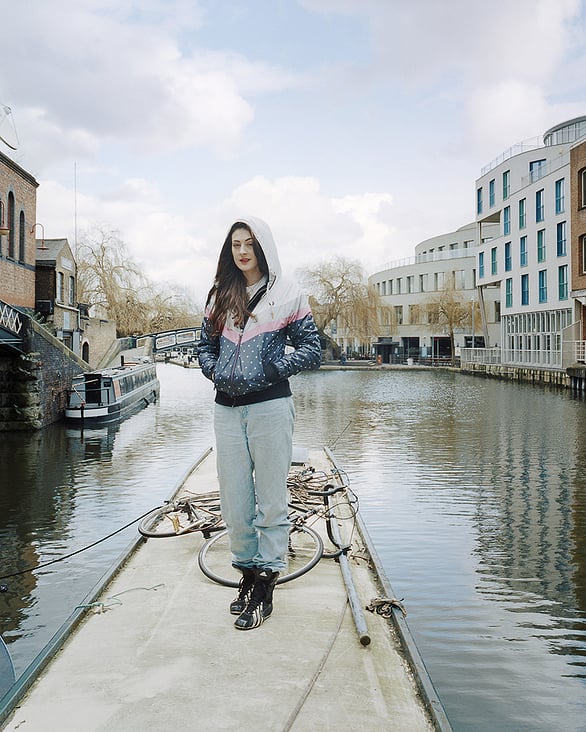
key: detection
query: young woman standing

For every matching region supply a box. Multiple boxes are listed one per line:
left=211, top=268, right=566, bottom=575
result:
left=197, top=216, right=321, bottom=630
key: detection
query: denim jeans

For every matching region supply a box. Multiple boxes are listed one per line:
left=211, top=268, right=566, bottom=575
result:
left=214, top=397, right=295, bottom=572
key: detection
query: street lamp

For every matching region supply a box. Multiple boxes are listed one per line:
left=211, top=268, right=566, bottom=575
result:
left=0, top=200, right=8, bottom=236
left=30, top=222, right=47, bottom=249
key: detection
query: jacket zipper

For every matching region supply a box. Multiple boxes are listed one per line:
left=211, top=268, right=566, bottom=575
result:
left=227, top=329, right=244, bottom=405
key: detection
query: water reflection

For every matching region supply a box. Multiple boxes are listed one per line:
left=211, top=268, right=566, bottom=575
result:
left=1, top=365, right=586, bottom=731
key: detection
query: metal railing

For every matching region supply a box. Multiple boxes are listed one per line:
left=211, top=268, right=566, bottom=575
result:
left=0, top=300, right=23, bottom=335
left=459, top=347, right=501, bottom=365
left=460, top=346, right=564, bottom=369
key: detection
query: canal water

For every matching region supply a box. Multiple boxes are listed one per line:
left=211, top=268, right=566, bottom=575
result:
left=1, top=363, right=585, bottom=731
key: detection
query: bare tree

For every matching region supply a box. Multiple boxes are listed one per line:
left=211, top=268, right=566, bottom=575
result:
left=299, top=257, right=383, bottom=358
left=424, top=280, right=472, bottom=364
left=76, top=226, right=201, bottom=336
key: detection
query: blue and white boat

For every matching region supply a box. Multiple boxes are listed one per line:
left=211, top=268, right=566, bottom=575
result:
left=65, top=360, right=160, bottom=425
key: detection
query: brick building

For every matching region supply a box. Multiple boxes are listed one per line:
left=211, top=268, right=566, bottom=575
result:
left=570, top=138, right=586, bottom=340
left=0, top=151, right=38, bottom=307
left=35, top=238, right=83, bottom=355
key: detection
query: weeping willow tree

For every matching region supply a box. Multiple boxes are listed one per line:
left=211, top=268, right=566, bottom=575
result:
left=76, top=226, right=200, bottom=337
left=299, top=257, right=383, bottom=358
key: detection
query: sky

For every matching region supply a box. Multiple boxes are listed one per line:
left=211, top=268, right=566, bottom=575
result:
left=1, top=0, right=586, bottom=307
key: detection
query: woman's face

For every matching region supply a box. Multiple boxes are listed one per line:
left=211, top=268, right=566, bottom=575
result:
left=231, top=227, right=262, bottom=285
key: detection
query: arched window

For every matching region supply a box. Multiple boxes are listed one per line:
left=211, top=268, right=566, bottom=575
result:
left=7, top=191, right=15, bottom=259
left=18, top=210, right=25, bottom=262
left=580, top=167, right=586, bottom=209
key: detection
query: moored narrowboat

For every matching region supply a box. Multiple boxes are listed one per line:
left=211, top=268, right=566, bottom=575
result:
left=65, top=360, right=160, bottom=425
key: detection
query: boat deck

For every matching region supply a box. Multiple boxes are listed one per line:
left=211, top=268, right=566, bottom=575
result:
left=1, top=449, right=448, bottom=731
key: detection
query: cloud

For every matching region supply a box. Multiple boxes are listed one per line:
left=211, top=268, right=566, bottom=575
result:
left=300, top=0, right=583, bottom=87
left=37, top=172, right=400, bottom=305
left=0, top=0, right=297, bottom=171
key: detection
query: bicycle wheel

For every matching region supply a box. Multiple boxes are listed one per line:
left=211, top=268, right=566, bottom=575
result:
left=138, top=498, right=223, bottom=538
left=198, top=524, right=324, bottom=587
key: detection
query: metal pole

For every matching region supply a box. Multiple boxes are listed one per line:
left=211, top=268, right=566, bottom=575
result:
left=324, top=448, right=371, bottom=646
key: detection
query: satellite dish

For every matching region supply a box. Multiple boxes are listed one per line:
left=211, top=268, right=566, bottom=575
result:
left=0, top=105, right=19, bottom=151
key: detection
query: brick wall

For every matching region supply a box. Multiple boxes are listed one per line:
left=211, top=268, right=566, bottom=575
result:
left=570, top=140, right=586, bottom=338
left=0, top=152, right=39, bottom=308
left=0, top=319, right=89, bottom=431
left=571, top=140, right=586, bottom=291
left=81, top=317, right=118, bottom=369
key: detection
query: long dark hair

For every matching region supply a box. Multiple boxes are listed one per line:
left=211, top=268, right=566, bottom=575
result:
left=205, top=222, right=268, bottom=335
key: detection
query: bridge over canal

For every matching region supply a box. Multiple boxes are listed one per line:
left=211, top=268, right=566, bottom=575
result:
left=136, top=327, right=201, bottom=355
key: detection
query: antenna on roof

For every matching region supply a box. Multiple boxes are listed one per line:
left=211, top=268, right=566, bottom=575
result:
left=0, top=105, right=19, bottom=151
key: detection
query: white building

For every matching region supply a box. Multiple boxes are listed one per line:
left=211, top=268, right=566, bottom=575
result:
left=474, top=116, right=586, bottom=370
left=369, top=221, right=500, bottom=363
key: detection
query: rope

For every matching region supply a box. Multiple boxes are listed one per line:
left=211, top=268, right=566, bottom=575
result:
left=281, top=599, right=348, bottom=732
left=0, top=508, right=156, bottom=583
left=76, top=584, right=165, bottom=613
left=366, top=596, right=408, bottom=618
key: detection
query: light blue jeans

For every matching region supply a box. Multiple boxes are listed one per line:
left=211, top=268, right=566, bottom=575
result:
left=214, top=397, right=295, bottom=572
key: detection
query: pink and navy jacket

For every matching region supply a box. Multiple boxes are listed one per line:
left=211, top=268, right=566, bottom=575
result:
left=197, top=216, right=322, bottom=406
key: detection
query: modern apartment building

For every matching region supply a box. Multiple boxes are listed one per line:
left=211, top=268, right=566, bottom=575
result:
left=475, top=116, right=586, bottom=370
left=369, top=221, right=500, bottom=363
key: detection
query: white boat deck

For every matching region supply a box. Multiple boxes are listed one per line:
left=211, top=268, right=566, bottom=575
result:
left=1, top=449, right=447, bottom=732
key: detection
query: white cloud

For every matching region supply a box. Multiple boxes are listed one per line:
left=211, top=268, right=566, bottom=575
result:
left=1, top=0, right=297, bottom=171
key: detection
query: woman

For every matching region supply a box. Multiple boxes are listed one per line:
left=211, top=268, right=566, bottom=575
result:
left=197, top=216, right=321, bottom=630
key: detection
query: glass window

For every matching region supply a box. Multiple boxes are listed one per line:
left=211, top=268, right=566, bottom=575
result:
left=18, top=211, right=25, bottom=262
left=558, top=265, right=568, bottom=300
left=479, top=251, right=485, bottom=279
left=536, top=189, right=544, bottom=222
left=394, top=305, right=403, bottom=325
left=69, top=276, right=75, bottom=306
left=530, top=159, right=546, bottom=183
left=556, top=221, right=566, bottom=256
left=505, top=241, right=512, bottom=271
left=582, top=235, right=586, bottom=274
left=7, top=191, right=15, bottom=259
left=537, top=229, right=546, bottom=262
left=489, top=179, right=495, bottom=207
left=521, top=273, right=529, bottom=306
left=555, top=178, right=565, bottom=214
left=538, top=270, right=547, bottom=303
left=503, top=206, right=510, bottom=235
left=57, top=272, right=64, bottom=302
left=519, top=198, right=526, bottom=229
left=520, top=236, right=527, bottom=267
left=502, top=170, right=510, bottom=199
left=581, top=168, right=586, bottom=208
left=477, top=187, right=483, bottom=214
left=505, top=278, right=513, bottom=308
left=491, top=246, right=497, bottom=275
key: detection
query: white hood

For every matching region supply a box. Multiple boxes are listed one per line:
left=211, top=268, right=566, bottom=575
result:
left=229, top=216, right=282, bottom=287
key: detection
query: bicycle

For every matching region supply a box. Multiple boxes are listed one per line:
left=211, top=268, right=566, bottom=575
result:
left=138, top=490, right=225, bottom=539
left=138, top=464, right=358, bottom=588
left=197, top=464, right=358, bottom=587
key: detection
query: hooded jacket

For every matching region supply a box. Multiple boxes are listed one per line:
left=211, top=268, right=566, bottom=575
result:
left=197, top=216, right=322, bottom=405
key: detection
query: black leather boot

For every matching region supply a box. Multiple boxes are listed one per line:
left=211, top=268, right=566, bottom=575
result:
left=230, top=566, right=255, bottom=615
left=234, top=568, right=279, bottom=630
